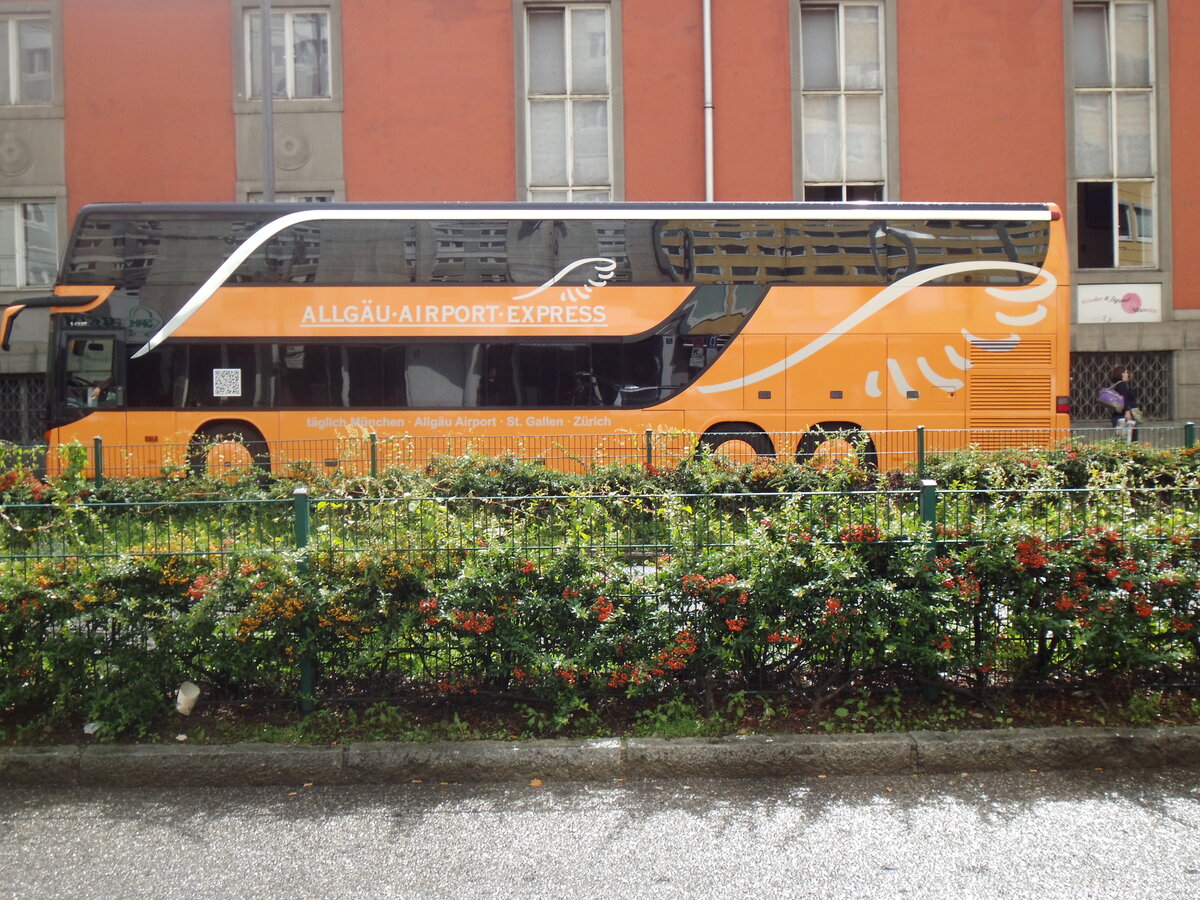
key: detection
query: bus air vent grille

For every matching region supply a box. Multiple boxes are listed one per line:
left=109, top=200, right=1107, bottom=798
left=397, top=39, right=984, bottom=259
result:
left=969, top=340, right=1053, bottom=368
left=970, top=375, right=1051, bottom=410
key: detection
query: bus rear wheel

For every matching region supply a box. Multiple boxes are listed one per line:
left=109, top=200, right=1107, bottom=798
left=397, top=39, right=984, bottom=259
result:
left=796, top=424, right=877, bottom=470
left=189, top=423, right=271, bottom=479
left=698, top=425, right=775, bottom=463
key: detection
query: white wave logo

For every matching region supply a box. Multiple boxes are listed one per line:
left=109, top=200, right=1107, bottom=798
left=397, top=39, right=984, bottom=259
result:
left=511, top=257, right=617, bottom=303
left=697, top=261, right=1056, bottom=396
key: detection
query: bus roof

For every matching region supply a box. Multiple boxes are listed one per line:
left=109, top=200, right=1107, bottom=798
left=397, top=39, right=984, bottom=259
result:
left=73, top=200, right=1057, bottom=224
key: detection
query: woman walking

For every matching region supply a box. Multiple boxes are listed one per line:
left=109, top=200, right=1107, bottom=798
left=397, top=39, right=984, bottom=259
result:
left=1108, top=365, right=1139, bottom=441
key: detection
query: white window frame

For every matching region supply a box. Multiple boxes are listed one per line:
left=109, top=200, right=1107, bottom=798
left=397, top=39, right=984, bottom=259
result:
left=0, top=14, right=52, bottom=106
left=1072, top=0, right=1157, bottom=269
left=243, top=6, right=332, bottom=101
left=0, top=199, right=58, bottom=289
left=246, top=190, right=333, bottom=202
left=523, top=3, right=614, bottom=202
left=797, top=1, right=886, bottom=201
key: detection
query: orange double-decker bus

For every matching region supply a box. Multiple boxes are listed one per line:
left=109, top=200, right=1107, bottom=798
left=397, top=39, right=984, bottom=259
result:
left=1, top=201, right=1070, bottom=473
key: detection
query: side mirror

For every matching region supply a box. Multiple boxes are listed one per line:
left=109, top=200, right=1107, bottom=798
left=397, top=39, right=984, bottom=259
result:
left=0, top=304, right=27, bottom=351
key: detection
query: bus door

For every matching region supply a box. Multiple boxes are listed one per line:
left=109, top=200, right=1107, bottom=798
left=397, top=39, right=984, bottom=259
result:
left=51, top=329, right=127, bottom=445
left=741, top=334, right=786, bottom=419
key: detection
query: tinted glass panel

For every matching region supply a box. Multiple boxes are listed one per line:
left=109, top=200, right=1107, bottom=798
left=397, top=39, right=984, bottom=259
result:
left=122, top=285, right=767, bottom=411
left=63, top=212, right=1052, bottom=295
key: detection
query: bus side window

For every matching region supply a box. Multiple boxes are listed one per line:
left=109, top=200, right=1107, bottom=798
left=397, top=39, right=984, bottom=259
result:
left=126, top=346, right=172, bottom=407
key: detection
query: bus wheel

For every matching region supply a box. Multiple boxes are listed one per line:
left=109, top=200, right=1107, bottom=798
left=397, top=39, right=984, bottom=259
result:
left=796, top=424, right=877, bottom=470
left=189, top=423, right=271, bottom=479
left=698, top=426, right=775, bottom=463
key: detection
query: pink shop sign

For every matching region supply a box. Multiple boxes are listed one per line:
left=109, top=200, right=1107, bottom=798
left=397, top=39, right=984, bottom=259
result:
left=1077, top=283, right=1162, bottom=324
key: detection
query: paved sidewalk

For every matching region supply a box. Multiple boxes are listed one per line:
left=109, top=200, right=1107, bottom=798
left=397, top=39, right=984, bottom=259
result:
left=3, top=726, right=1199, bottom=786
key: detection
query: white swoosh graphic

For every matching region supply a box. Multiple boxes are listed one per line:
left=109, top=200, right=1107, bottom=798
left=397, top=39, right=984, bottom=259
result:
left=996, top=307, right=1048, bottom=327
left=917, top=357, right=965, bottom=392
left=697, top=261, right=1053, bottom=394
left=945, top=345, right=972, bottom=371
left=132, top=209, right=615, bottom=358
left=511, top=258, right=616, bottom=301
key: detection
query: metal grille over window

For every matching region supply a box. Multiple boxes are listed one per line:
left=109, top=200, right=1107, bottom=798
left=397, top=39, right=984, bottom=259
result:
left=0, top=374, right=47, bottom=443
left=1072, top=350, right=1171, bottom=420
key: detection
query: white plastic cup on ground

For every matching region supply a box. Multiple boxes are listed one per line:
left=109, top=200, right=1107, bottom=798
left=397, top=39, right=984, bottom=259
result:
left=176, top=681, right=200, bottom=716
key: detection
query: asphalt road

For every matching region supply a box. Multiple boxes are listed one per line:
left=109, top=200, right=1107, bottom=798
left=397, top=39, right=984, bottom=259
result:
left=3, top=767, right=1200, bottom=898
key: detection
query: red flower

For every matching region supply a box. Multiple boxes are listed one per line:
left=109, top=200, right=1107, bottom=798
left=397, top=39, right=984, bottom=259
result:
left=1015, top=538, right=1048, bottom=571
left=840, top=524, right=880, bottom=543
left=451, top=610, right=495, bottom=634
left=187, top=574, right=215, bottom=601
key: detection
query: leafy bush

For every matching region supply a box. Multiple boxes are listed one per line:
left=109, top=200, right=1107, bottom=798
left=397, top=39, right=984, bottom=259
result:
left=2, top=438, right=1199, bottom=737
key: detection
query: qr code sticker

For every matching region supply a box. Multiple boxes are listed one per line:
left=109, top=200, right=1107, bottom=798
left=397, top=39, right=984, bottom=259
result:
left=212, top=368, right=242, bottom=398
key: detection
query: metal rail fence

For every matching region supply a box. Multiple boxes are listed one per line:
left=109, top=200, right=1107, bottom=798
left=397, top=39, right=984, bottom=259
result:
left=8, top=422, right=1199, bottom=482
left=3, top=479, right=1199, bottom=714
left=3, top=484, right=1199, bottom=570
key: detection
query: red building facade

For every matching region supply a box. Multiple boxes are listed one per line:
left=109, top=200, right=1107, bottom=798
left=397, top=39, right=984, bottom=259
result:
left=0, top=0, right=1194, bottom=436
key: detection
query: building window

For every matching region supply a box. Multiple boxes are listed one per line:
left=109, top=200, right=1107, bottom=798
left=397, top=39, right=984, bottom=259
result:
left=524, top=4, right=612, bottom=201
left=1073, top=1, right=1155, bottom=269
left=246, top=191, right=333, bottom=202
left=0, top=15, right=52, bottom=105
left=797, top=2, right=885, bottom=201
left=0, top=200, right=57, bottom=288
left=245, top=7, right=331, bottom=100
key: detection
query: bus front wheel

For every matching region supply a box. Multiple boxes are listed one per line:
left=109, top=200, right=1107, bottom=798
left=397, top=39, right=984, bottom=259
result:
left=189, top=423, right=271, bottom=479
left=796, top=424, right=877, bottom=470
left=698, top=425, right=775, bottom=462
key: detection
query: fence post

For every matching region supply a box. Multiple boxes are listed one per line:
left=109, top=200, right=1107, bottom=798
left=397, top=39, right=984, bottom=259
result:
left=293, top=487, right=315, bottom=715
left=92, top=436, right=103, bottom=490
left=645, top=429, right=653, bottom=469
left=919, top=479, right=938, bottom=558
left=1186, top=422, right=1196, bottom=449
left=369, top=432, right=378, bottom=479
left=916, top=426, right=925, bottom=479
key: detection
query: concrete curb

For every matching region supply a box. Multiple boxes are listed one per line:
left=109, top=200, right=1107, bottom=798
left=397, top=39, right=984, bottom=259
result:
left=2, top=727, right=1198, bottom=787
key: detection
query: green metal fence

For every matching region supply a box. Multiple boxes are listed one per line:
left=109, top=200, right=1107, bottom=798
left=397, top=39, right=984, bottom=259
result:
left=3, top=475, right=1199, bottom=719
left=9, top=423, right=1198, bottom=481
left=4, top=484, right=1199, bottom=572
